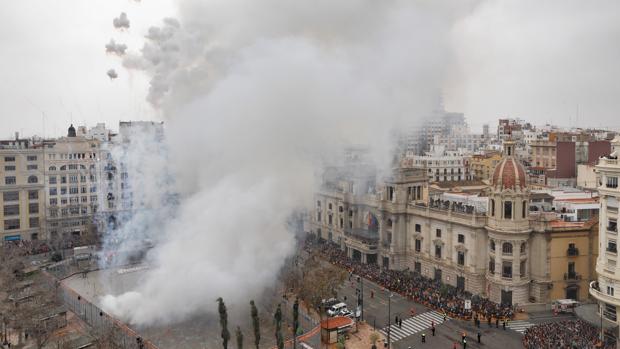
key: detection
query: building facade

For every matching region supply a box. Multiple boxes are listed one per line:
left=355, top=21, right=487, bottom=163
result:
left=312, top=141, right=598, bottom=306
left=0, top=138, right=45, bottom=243
left=469, top=152, right=502, bottom=182
left=591, top=135, right=620, bottom=342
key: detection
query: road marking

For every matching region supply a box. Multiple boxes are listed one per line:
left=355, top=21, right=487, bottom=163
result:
left=505, top=320, right=535, bottom=334
left=378, top=311, right=446, bottom=342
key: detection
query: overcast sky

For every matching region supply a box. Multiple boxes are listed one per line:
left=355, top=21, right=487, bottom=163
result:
left=0, top=0, right=619, bottom=138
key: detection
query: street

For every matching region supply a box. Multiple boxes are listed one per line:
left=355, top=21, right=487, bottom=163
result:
left=335, top=274, right=573, bottom=349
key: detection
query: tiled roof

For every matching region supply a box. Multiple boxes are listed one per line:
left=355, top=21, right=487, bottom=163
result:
left=492, top=157, right=526, bottom=190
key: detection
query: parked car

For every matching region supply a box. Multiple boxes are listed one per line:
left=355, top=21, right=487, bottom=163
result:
left=327, top=302, right=348, bottom=317
left=321, top=298, right=340, bottom=311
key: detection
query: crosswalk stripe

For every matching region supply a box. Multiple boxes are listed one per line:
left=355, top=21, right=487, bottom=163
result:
left=379, top=311, right=447, bottom=343
left=505, top=320, right=534, bottom=335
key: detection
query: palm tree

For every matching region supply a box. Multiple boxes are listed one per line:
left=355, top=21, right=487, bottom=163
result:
left=217, top=297, right=231, bottom=349
left=250, top=300, right=260, bottom=349
left=236, top=326, right=243, bottom=349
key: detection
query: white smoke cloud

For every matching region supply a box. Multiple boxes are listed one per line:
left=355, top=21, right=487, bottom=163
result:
left=106, top=68, right=118, bottom=79
left=105, top=39, right=128, bottom=56
left=102, top=0, right=475, bottom=325
left=113, top=12, right=130, bottom=30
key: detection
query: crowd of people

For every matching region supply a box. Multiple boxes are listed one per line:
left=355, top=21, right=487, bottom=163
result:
left=304, top=236, right=514, bottom=322
left=523, top=320, right=614, bottom=349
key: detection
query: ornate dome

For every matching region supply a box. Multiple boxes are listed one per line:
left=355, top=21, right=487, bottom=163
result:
left=67, top=124, right=76, bottom=137
left=491, top=141, right=527, bottom=191
left=492, top=157, right=526, bottom=190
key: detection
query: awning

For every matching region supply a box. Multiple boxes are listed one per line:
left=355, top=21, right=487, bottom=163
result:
left=4, top=235, right=21, bottom=241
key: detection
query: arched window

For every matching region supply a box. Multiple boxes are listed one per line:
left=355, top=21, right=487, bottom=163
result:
left=502, top=242, right=513, bottom=255
left=48, top=166, right=56, bottom=171
left=60, top=165, right=66, bottom=171
left=522, top=200, right=527, bottom=218
left=27, top=175, right=38, bottom=184
left=490, top=199, right=495, bottom=216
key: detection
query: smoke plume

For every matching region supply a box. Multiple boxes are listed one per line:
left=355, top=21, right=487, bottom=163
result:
left=102, top=0, right=474, bottom=325
left=113, top=12, right=130, bottom=30
left=106, top=69, right=118, bottom=79
left=105, top=39, right=128, bottom=56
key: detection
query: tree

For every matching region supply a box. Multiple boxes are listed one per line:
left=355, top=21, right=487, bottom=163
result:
left=235, top=326, right=243, bottom=349
left=217, top=297, right=231, bottom=349
left=274, top=304, right=284, bottom=349
left=250, top=300, right=260, bottom=349
left=292, top=298, right=299, bottom=348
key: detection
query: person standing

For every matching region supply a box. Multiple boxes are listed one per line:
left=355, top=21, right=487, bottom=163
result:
left=463, top=339, right=467, bottom=349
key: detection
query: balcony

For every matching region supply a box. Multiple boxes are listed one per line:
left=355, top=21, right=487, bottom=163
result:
left=567, top=248, right=579, bottom=257
left=564, top=272, right=581, bottom=281
left=590, top=281, right=620, bottom=307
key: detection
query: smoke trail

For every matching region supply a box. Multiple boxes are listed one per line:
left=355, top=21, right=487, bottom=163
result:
left=101, top=0, right=472, bottom=325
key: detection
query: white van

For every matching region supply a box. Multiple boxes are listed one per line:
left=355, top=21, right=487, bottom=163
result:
left=327, top=302, right=348, bottom=317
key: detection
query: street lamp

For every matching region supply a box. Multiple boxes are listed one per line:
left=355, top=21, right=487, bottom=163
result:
left=387, top=292, right=393, bottom=349
left=356, top=276, right=364, bottom=322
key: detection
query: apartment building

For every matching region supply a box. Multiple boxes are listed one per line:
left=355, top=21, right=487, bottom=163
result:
left=591, top=135, right=620, bottom=343
left=42, top=125, right=104, bottom=242
left=469, top=151, right=502, bottom=182
left=0, top=138, right=45, bottom=243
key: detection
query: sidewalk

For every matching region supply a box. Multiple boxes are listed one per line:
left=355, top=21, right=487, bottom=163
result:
left=337, top=322, right=385, bottom=349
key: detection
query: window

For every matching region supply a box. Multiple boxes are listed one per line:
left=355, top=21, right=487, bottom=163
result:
left=520, top=243, right=526, bottom=254
left=316, top=200, right=321, bottom=207
left=607, top=176, right=618, bottom=189
left=504, top=201, right=513, bottom=219
left=80, top=175, right=86, bottom=182
left=520, top=261, right=526, bottom=277
left=436, top=229, right=442, bottom=238
left=502, top=242, right=513, bottom=255
left=4, top=204, right=19, bottom=216
left=5, top=176, right=16, bottom=185
left=29, top=217, right=39, bottom=228
left=4, top=219, right=20, bottom=230
left=49, top=188, right=57, bottom=196
left=60, top=187, right=67, bottom=195
left=328, top=214, right=333, bottom=225
left=339, top=206, right=343, bottom=213
left=28, top=190, right=38, bottom=200
left=608, top=286, right=615, bottom=296
left=27, top=155, right=37, bottom=161
left=70, top=197, right=79, bottom=205
left=415, top=239, right=421, bottom=252
left=522, top=200, right=527, bottom=218
left=607, top=241, right=617, bottom=253
left=490, top=199, right=495, bottom=216
left=49, top=198, right=57, bottom=206
left=4, top=156, right=15, bottom=162
left=458, top=234, right=465, bottom=244
left=328, top=203, right=332, bottom=210
left=90, top=195, right=97, bottom=203
left=3, top=191, right=18, bottom=201
left=61, top=198, right=67, bottom=205
left=69, top=175, right=78, bottom=183
left=27, top=165, right=38, bottom=170
left=48, top=166, right=56, bottom=171
left=339, top=217, right=343, bottom=228
left=4, top=166, right=15, bottom=171
left=502, top=262, right=512, bottom=278
left=604, top=303, right=617, bottom=322
left=349, top=210, right=353, bottom=217
left=49, top=176, right=57, bottom=184
left=609, top=220, right=618, bottom=232
left=317, top=212, right=321, bottom=222
left=435, top=245, right=442, bottom=259
left=61, top=176, right=66, bottom=184
left=68, top=164, right=78, bottom=170
left=490, top=240, right=495, bottom=251
left=457, top=251, right=465, bottom=266
left=415, top=224, right=421, bottom=233
left=489, top=258, right=495, bottom=274
left=81, top=196, right=87, bottom=203
left=29, top=203, right=38, bottom=214
left=387, top=219, right=393, bottom=228
left=27, top=175, right=38, bottom=184
left=69, top=187, right=79, bottom=194
left=414, top=262, right=421, bottom=274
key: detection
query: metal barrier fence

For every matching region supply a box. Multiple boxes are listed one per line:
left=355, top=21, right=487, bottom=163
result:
left=43, top=271, right=160, bottom=349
